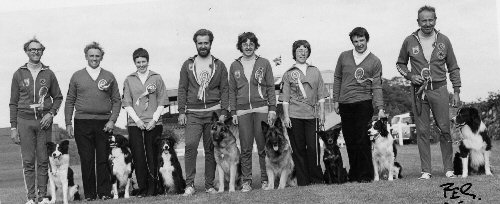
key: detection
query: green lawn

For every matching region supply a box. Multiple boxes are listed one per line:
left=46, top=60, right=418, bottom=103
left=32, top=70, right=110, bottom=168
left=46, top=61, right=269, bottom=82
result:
left=1, top=127, right=499, bottom=203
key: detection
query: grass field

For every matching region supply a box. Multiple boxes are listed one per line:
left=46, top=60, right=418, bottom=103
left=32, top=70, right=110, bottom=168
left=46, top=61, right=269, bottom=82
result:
left=1, top=127, right=499, bottom=204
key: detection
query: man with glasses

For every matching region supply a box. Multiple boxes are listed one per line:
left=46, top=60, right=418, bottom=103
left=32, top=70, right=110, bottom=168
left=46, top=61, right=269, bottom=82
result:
left=178, top=29, right=229, bottom=195
left=65, top=42, right=121, bottom=200
left=10, top=37, right=63, bottom=204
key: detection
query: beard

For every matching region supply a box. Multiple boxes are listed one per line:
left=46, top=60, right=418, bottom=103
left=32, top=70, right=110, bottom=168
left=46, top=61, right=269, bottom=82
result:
left=197, top=47, right=211, bottom=57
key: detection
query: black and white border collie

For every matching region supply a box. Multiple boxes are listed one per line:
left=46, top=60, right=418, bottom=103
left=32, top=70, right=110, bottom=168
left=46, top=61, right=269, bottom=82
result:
left=47, top=140, right=80, bottom=204
left=452, top=107, right=493, bottom=178
left=157, top=134, right=186, bottom=194
left=108, top=134, right=134, bottom=199
left=369, top=118, right=402, bottom=181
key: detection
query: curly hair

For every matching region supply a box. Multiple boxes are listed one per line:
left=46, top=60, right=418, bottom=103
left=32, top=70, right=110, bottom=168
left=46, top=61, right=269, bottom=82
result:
left=236, top=32, right=260, bottom=52
left=84, top=41, right=105, bottom=56
left=418, top=5, right=437, bottom=19
left=192, top=29, right=214, bottom=43
left=23, top=37, right=45, bottom=52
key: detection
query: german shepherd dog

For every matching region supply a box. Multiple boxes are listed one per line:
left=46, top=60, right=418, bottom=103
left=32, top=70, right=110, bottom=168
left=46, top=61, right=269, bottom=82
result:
left=157, top=133, right=186, bottom=194
left=47, top=140, right=81, bottom=204
left=369, top=118, right=402, bottom=181
left=211, top=112, right=242, bottom=192
left=261, top=118, right=297, bottom=190
left=452, top=107, right=493, bottom=177
left=317, top=124, right=348, bottom=184
left=108, top=134, right=134, bottom=199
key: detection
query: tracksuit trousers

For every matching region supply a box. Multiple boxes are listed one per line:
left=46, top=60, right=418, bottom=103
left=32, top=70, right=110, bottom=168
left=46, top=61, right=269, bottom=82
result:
left=287, top=118, right=323, bottom=186
left=412, top=85, right=453, bottom=173
left=238, top=112, right=268, bottom=185
left=128, top=125, right=162, bottom=196
left=17, top=117, right=51, bottom=201
left=184, top=110, right=219, bottom=189
left=339, top=100, right=374, bottom=182
left=74, top=119, right=111, bottom=199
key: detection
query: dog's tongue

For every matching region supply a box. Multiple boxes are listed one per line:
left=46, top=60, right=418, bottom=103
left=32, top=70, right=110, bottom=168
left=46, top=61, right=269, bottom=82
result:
left=273, top=145, right=278, bottom=151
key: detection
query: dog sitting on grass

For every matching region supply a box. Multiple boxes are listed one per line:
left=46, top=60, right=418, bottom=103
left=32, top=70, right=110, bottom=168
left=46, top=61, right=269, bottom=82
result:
left=317, top=124, right=348, bottom=184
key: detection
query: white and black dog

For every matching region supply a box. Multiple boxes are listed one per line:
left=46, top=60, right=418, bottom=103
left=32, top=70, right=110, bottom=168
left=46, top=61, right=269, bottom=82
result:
left=452, top=107, right=493, bottom=178
left=108, top=134, right=134, bottom=199
left=369, top=118, right=402, bottom=181
left=157, top=134, right=186, bottom=194
left=47, top=140, right=81, bottom=204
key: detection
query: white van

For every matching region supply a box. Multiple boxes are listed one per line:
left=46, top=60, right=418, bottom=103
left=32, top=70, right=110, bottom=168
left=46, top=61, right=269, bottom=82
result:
left=390, top=113, right=416, bottom=144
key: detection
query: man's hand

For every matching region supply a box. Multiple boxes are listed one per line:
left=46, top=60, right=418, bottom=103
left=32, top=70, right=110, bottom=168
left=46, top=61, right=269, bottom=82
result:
left=378, top=109, right=386, bottom=120
left=268, top=111, right=277, bottom=125
left=145, top=120, right=156, bottom=131
left=178, top=114, right=187, bottom=126
left=319, top=111, right=325, bottom=127
left=11, top=128, right=20, bottom=145
left=40, top=113, right=53, bottom=130
left=410, top=75, right=424, bottom=85
left=283, top=117, right=292, bottom=128
left=218, top=114, right=226, bottom=123
left=103, top=121, right=115, bottom=133
left=232, top=115, right=238, bottom=125
left=333, top=102, right=339, bottom=114
left=135, top=120, right=146, bottom=130
left=66, top=125, right=74, bottom=138
left=452, top=92, right=461, bottom=107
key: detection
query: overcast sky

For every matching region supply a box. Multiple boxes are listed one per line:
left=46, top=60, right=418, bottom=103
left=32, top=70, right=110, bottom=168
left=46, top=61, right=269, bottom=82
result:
left=1, top=0, right=499, bottom=128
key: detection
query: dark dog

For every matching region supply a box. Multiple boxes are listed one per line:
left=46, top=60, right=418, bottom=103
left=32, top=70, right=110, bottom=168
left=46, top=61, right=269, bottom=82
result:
left=261, top=118, right=296, bottom=190
left=211, top=112, right=242, bottom=192
left=452, top=107, right=493, bottom=177
left=157, top=132, right=186, bottom=194
left=317, top=124, right=348, bottom=184
left=369, top=118, right=402, bottom=181
left=47, top=140, right=81, bottom=204
left=108, top=134, right=134, bottom=199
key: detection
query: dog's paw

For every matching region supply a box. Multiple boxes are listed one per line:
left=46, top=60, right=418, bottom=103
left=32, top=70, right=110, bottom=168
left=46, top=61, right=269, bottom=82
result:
left=218, top=189, right=224, bottom=193
left=48, top=199, right=56, bottom=204
left=388, top=177, right=393, bottom=181
left=486, top=171, right=493, bottom=176
left=229, top=189, right=235, bottom=192
left=277, top=185, right=285, bottom=190
left=113, top=194, right=119, bottom=199
left=124, top=193, right=130, bottom=199
left=374, top=176, right=380, bottom=181
left=264, top=186, right=273, bottom=191
left=461, top=174, right=468, bottom=178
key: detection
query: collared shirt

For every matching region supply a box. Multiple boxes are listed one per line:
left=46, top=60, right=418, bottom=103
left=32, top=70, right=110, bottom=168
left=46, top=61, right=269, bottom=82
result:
left=353, top=48, right=371, bottom=65
left=137, top=70, right=150, bottom=85
left=86, top=66, right=102, bottom=81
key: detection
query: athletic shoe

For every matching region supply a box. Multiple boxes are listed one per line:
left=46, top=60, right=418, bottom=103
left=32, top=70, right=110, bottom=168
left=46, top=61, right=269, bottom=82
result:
left=445, top=171, right=457, bottom=178
left=183, top=186, right=195, bottom=196
left=418, top=172, right=432, bottom=180
left=205, top=187, right=217, bottom=194
left=39, top=198, right=50, bottom=204
left=241, top=182, right=252, bottom=192
left=25, top=200, right=35, bottom=204
left=261, top=181, right=269, bottom=190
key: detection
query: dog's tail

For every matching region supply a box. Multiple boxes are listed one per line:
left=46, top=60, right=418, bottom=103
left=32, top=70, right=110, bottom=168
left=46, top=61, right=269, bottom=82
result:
left=394, top=162, right=403, bottom=179
left=287, top=168, right=297, bottom=187
left=453, top=152, right=463, bottom=176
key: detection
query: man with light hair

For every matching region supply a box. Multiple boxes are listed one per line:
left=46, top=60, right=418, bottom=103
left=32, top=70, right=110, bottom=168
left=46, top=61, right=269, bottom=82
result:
left=65, top=42, right=121, bottom=200
left=10, top=37, right=63, bottom=204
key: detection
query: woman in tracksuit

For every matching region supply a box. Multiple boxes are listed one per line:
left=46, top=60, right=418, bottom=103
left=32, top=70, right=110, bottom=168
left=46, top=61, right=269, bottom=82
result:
left=122, top=48, right=168, bottom=196
left=282, top=40, right=328, bottom=186
left=229, top=32, right=276, bottom=192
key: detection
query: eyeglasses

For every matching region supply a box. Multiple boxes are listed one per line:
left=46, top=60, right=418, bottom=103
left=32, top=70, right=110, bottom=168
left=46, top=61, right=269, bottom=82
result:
left=295, top=49, right=309, bottom=55
left=28, top=48, right=44, bottom=53
left=242, top=43, right=255, bottom=48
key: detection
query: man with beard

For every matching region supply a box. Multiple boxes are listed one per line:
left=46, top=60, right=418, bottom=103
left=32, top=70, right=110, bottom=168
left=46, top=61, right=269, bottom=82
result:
left=178, top=29, right=229, bottom=196
left=10, top=38, right=63, bottom=204
left=65, top=42, right=121, bottom=200
left=396, top=5, right=461, bottom=180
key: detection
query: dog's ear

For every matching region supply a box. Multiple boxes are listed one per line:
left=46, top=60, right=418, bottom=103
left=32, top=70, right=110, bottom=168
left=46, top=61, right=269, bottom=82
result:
left=60, top=140, right=69, bottom=147
left=167, top=137, right=176, bottom=148
left=470, top=107, right=481, bottom=132
left=211, top=112, right=219, bottom=122
left=261, top=121, right=269, bottom=136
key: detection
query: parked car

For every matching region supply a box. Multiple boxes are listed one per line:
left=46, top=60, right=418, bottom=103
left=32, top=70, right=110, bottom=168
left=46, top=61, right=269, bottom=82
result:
left=390, top=113, right=416, bottom=144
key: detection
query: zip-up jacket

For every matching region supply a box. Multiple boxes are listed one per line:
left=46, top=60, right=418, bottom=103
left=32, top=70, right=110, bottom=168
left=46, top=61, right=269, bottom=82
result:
left=229, top=56, right=276, bottom=115
left=122, top=70, right=169, bottom=126
left=9, top=63, right=63, bottom=128
left=177, top=55, right=229, bottom=116
left=396, top=29, right=461, bottom=93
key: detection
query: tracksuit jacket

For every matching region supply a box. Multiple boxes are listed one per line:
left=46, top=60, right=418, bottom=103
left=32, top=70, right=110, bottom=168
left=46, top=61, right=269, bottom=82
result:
left=229, top=56, right=277, bottom=115
left=177, top=55, right=229, bottom=116
left=396, top=29, right=461, bottom=93
left=10, top=63, right=63, bottom=127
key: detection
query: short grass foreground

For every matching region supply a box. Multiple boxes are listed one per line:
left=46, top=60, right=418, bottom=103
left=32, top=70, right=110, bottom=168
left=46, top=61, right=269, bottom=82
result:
left=1, top=128, right=499, bottom=203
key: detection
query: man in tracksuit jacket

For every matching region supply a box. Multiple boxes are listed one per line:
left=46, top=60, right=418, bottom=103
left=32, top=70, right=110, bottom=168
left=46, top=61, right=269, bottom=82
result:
left=65, top=42, right=121, bottom=200
left=396, top=6, right=461, bottom=180
left=178, top=29, right=229, bottom=196
left=10, top=38, right=63, bottom=204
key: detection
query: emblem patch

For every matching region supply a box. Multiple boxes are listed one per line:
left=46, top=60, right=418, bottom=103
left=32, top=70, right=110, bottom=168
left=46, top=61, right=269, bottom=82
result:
left=290, top=70, right=300, bottom=83
left=437, top=50, right=446, bottom=60
left=412, top=46, right=420, bottom=55
left=354, top=67, right=365, bottom=80
left=97, top=79, right=110, bottom=91
left=255, top=67, right=264, bottom=81
left=437, top=43, right=445, bottom=50
left=23, top=78, right=30, bottom=87
left=234, top=70, right=240, bottom=79
left=39, top=79, right=46, bottom=86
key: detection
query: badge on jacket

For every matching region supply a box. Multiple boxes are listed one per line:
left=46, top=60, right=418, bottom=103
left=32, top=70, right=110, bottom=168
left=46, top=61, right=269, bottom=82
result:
left=437, top=43, right=445, bottom=50
left=39, top=78, right=46, bottom=86
left=412, top=46, right=420, bottom=55
left=234, top=70, right=241, bottom=79
left=23, top=78, right=30, bottom=87
left=98, top=79, right=110, bottom=91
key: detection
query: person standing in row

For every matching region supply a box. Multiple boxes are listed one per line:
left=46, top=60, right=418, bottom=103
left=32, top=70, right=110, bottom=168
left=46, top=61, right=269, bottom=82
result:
left=65, top=42, right=121, bottom=201
left=332, top=27, right=384, bottom=183
left=122, top=48, right=168, bottom=197
left=177, top=29, right=229, bottom=196
left=229, top=32, right=276, bottom=192
left=396, top=5, right=461, bottom=180
left=282, top=40, right=328, bottom=186
left=10, top=38, right=63, bottom=204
